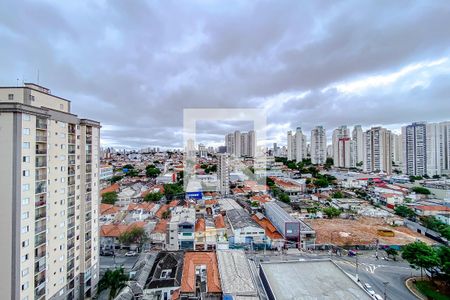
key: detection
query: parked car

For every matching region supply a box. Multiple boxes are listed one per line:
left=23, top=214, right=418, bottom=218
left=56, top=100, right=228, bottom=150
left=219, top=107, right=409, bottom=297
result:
left=348, top=250, right=358, bottom=257
left=125, top=251, right=137, bottom=257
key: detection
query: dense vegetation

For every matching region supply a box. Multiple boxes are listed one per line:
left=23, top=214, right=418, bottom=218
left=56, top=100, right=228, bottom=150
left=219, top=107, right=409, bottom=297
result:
left=101, top=191, right=118, bottom=204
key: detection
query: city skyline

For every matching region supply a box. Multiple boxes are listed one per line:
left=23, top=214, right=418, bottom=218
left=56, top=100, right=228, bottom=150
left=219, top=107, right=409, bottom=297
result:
left=1, top=1, right=450, bottom=148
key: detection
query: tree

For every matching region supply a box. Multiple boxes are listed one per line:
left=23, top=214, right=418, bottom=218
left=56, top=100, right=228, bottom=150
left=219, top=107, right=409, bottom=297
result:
left=110, top=175, right=123, bottom=183
left=412, top=186, right=431, bottom=195
left=356, top=161, right=363, bottom=167
left=437, top=246, right=450, bottom=278
left=146, top=166, right=161, bottom=178
left=98, top=267, right=129, bottom=300
left=385, top=248, right=399, bottom=261
left=401, top=241, right=440, bottom=279
left=332, top=191, right=344, bottom=198
left=102, top=192, right=118, bottom=204
left=323, top=207, right=341, bottom=219
left=279, top=193, right=290, bottom=203
left=144, top=192, right=163, bottom=202
left=314, top=178, right=329, bottom=188
left=118, top=227, right=147, bottom=246
left=122, top=164, right=134, bottom=170
left=162, top=210, right=171, bottom=219
left=325, top=157, right=334, bottom=166
left=125, top=169, right=139, bottom=177
left=395, top=205, right=416, bottom=218
left=163, top=183, right=184, bottom=199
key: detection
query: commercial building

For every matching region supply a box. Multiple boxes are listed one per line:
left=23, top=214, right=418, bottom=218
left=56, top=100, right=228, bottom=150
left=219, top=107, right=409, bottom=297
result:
left=311, top=126, right=327, bottom=165
left=259, top=260, right=372, bottom=300
left=263, top=202, right=300, bottom=246
left=99, top=164, right=113, bottom=181
left=364, top=127, right=392, bottom=174
left=226, top=209, right=265, bottom=245
left=0, top=83, right=100, bottom=300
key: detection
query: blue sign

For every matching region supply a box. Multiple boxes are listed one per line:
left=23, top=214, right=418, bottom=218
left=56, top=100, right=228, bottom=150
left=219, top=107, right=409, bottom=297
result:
left=122, top=168, right=129, bottom=173
left=186, top=192, right=203, bottom=199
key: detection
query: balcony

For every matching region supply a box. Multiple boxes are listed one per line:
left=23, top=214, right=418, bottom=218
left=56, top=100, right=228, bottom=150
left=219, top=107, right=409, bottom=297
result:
left=67, top=189, right=75, bottom=197
left=35, top=234, right=46, bottom=248
left=35, top=195, right=46, bottom=207
left=86, top=186, right=92, bottom=193
left=68, top=177, right=75, bottom=186
left=35, top=249, right=46, bottom=260
left=86, top=157, right=92, bottom=164
left=36, top=135, right=47, bottom=143
left=35, top=285, right=46, bottom=300
left=35, top=224, right=46, bottom=234
left=36, top=119, right=47, bottom=130
left=35, top=207, right=46, bottom=221
left=35, top=173, right=47, bottom=181
left=35, top=157, right=47, bottom=168
left=35, top=148, right=47, bottom=155
left=68, top=197, right=75, bottom=207
left=68, top=168, right=75, bottom=176
left=67, top=241, right=75, bottom=250
left=35, top=182, right=47, bottom=195
left=68, top=208, right=75, bottom=218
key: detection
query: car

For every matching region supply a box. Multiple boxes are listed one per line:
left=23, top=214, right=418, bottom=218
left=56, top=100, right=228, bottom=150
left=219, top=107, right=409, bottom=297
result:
left=367, top=289, right=376, bottom=296
left=125, top=251, right=137, bottom=257
left=100, top=250, right=114, bottom=256
left=364, top=283, right=372, bottom=290
left=373, top=294, right=383, bottom=300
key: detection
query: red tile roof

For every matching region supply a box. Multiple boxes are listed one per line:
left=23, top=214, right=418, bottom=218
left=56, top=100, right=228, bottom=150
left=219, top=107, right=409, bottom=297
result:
left=100, top=221, right=146, bottom=238
left=414, top=205, right=450, bottom=212
left=195, top=218, right=205, bottom=232
left=100, top=203, right=120, bottom=216
left=155, top=205, right=170, bottom=219
left=251, top=215, right=283, bottom=240
left=100, top=183, right=120, bottom=196
left=127, top=202, right=156, bottom=212
left=152, top=219, right=168, bottom=234
left=181, top=251, right=221, bottom=293
left=213, top=214, right=226, bottom=229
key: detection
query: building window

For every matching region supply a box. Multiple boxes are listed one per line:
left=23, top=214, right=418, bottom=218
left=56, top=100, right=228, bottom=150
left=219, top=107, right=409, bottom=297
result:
left=22, top=268, right=29, bottom=277
left=22, top=142, right=30, bottom=149
left=22, top=240, right=29, bottom=247
left=23, top=128, right=30, bottom=135
left=21, top=282, right=29, bottom=291
left=29, top=95, right=35, bottom=101
left=21, top=212, right=29, bottom=220
left=22, top=198, right=29, bottom=205
left=8, top=93, right=14, bottom=100
left=21, top=254, right=29, bottom=262
left=23, top=114, right=30, bottom=121
left=21, top=226, right=29, bottom=233
left=23, top=156, right=30, bottom=163
left=22, top=184, right=30, bottom=191
left=22, top=170, right=30, bottom=177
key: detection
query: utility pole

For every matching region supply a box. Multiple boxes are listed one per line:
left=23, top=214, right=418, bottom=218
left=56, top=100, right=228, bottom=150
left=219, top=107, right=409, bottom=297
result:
left=356, top=255, right=359, bottom=282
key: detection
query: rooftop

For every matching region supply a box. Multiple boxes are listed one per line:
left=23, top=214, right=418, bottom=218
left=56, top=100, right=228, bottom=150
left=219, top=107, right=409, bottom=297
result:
left=227, top=209, right=261, bottom=230
left=260, top=260, right=372, bottom=300
left=180, top=251, right=222, bottom=294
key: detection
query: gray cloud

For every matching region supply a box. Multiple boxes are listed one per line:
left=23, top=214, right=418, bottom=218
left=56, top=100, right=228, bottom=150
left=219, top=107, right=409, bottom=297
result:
left=1, top=0, right=449, bottom=148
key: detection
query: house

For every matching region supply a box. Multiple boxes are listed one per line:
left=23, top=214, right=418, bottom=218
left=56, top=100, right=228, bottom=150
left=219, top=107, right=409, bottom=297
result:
left=100, top=221, right=147, bottom=250
left=143, top=251, right=184, bottom=300
left=269, top=177, right=306, bottom=195
left=150, top=219, right=168, bottom=249
left=413, top=205, right=450, bottom=216
left=100, top=183, right=120, bottom=196
left=99, top=203, right=121, bottom=224
left=195, top=216, right=227, bottom=250
left=127, top=202, right=157, bottom=221
left=180, top=251, right=222, bottom=300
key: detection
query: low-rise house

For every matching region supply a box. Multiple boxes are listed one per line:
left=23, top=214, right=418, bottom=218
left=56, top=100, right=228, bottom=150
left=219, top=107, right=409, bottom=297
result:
left=251, top=213, right=284, bottom=249
left=436, top=213, right=450, bottom=225
left=99, top=203, right=121, bottom=224
left=413, top=205, right=450, bottom=216
left=180, top=251, right=222, bottom=300
left=150, top=219, right=168, bottom=249
left=143, top=251, right=184, bottom=300
left=100, top=221, right=147, bottom=249
left=127, top=202, right=157, bottom=221
left=269, top=177, right=306, bottom=195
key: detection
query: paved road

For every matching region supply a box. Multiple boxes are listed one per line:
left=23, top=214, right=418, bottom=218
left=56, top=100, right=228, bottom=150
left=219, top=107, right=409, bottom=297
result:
left=99, top=255, right=139, bottom=273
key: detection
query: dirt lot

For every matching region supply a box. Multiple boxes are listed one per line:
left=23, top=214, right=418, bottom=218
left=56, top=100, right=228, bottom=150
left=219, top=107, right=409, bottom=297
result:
left=306, top=217, right=435, bottom=246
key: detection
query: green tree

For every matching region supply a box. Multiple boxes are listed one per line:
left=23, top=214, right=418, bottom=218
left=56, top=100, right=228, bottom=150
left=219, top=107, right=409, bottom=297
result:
left=412, top=186, right=431, bottom=195
left=110, top=175, right=123, bottom=183
left=163, top=183, right=184, bottom=199
left=401, top=241, right=440, bottom=279
left=437, top=246, right=450, bottom=278
left=144, top=192, right=163, bottom=202
left=125, top=169, right=139, bottom=177
left=162, top=210, right=171, bottom=219
left=323, top=207, right=341, bottom=218
left=145, top=166, right=161, bottom=178
left=122, top=164, right=134, bottom=170
left=395, top=205, right=416, bottom=218
left=102, top=191, right=118, bottom=204
left=118, top=227, right=147, bottom=246
left=332, top=191, right=344, bottom=198
left=98, top=267, right=129, bottom=300
left=279, top=193, right=290, bottom=203
left=314, top=178, right=329, bottom=188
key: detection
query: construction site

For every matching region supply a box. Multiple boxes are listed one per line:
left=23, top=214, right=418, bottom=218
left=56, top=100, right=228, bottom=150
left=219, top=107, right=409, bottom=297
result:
left=306, top=217, right=435, bottom=247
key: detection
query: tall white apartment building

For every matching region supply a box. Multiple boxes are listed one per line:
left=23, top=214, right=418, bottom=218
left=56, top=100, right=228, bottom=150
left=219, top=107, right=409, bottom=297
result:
left=364, top=127, right=392, bottom=174
left=391, top=133, right=403, bottom=167
left=402, top=122, right=427, bottom=176
left=311, top=126, right=327, bottom=165
left=425, top=123, right=443, bottom=176
left=287, top=127, right=306, bottom=163
left=0, top=83, right=100, bottom=300
left=224, top=130, right=255, bottom=158
left=217, top=154, right=229, bottom=195
left=352, top=125, right=364, bottom=167
left=337, top=137, right=354, bottom=168
left=441, top=121, right=450, bottom=174
left=332, top=126, right=350, bottom=167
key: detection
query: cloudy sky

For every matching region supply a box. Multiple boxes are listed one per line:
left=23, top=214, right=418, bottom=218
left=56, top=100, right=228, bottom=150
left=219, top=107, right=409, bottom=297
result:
left=1, top=1, right=450, bottom=149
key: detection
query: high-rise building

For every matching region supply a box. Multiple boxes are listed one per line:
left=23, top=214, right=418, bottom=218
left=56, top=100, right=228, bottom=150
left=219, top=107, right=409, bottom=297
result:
left=198, top=143, right=207, bottom=158
left=0, top=83, right=100, bottom=300
left=332, top=126, right=350, bottom=167
left=337, top=137, right=354, bottom=168
left=391, top=133, right=403, bottom=167
left=352, top=125, right=364, bottom=167
left=364, top=127, right=392, bottom=174
left=425, top=123, right=443, bottom=176
left=311, top=126, right=327, bottom=165
left=287, top=127, right=307, bottom=163
left=224, top=130, right=255, bottom=158
left=441, top=121, right=450, bottom=174
left=217, top=154, right=229, bottom=195
left=402, top=122, right=427, bottom=176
